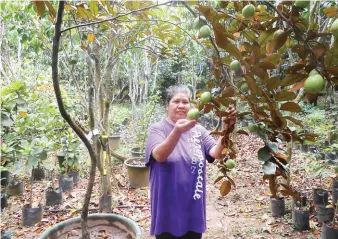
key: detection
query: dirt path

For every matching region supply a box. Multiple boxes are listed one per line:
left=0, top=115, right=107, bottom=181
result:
left=0, top=134, right=327, bottom=238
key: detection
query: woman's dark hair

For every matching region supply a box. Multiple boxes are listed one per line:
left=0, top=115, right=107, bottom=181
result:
left=165, top=85, right=191, bottom=105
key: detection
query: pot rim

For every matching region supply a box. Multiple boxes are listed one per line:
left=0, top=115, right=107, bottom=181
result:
left=125, top=157, right=147, bottom=168
left=39, top=213, right=142, bottom=239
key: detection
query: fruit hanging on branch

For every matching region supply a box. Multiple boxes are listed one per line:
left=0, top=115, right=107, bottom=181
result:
left=198, top=25, right=211, bottom=38
left=225, top=159, right=235, bottom=169
left=200, top=91, right=212, bottom=104
left=304, top=74, right=325, bottom=94
left=193, top=16, right=207, bottom=30
left=230, top=60, right=241, bottom=71
left=242, top=4, right=255, bottom=18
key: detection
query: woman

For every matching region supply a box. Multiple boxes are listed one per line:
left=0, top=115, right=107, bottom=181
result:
left=145, top=85, right=236, bottom=239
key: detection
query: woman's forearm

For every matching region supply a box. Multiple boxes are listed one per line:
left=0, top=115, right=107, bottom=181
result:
left=209, top=136, right=224, bottom=160
left=152, top=128, right=182, bottom=162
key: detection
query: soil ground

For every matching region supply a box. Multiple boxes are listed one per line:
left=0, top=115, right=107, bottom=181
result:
left=0, top=134, right=334, bottom=239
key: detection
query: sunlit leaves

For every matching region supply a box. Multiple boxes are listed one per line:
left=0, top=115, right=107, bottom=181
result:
left=220, top=180, right=231, bottom=196
left=32, top=0, right=45, bottom=16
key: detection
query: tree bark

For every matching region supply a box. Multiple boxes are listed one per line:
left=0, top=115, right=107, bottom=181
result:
left=53, top=2, right=97, bottom=238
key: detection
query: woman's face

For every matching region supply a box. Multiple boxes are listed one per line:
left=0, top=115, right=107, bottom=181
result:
left=167, top=92, right=190, bottom=123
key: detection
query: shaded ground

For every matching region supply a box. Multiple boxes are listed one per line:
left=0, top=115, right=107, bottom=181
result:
left=0, top=133, right=333, bottom=238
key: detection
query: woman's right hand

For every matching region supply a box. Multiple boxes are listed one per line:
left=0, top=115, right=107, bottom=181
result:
left=174, top=119, right=197, bottom=134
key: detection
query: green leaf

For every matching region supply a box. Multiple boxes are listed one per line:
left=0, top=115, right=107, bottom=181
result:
left=44, top=1, right=56, bottom=19
left=280, top=102, right=302, bottom=112
left=89, top=0, right=99, bottom=16
left=243, top=30, right=256, bottom=42
left=263, top=161, right=277, bottom=175
left=258, top=146, right=271, bottom=162
left=258, top=29, right=275, bottom=46
left=270, top=31, right=289, bottom=51
left=266, top=76, right=281, bottom=90
left=1, top=114, right=13, bottom=127
left=267, top=142, right=278, bottom=153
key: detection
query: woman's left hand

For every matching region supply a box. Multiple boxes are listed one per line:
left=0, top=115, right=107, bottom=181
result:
left=222, top=106, right=237, bottom=130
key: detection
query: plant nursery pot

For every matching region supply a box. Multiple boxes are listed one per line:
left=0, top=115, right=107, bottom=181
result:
left=1, top=193, right=8, bottom=210
left=292, top=193, right=307, bottom=208
left=313, top=188, right=329, bottom=205
left=130, top=147, right=144, bottom=158
left=39, top=213, right=142, bottom=239
left=7, top=181, right=24, bottom=196
left=67, top=171, right=80, bottom=183
left=125, top=157, right=149, bottom=189
left=46, top=188, right=62, bottom=206
left=321, top=222, right=338, bottom=239
left=0, top=170, right=10, bottom=186
left=316, top=205, right=334, bottom=223
left=59, top=176, right=73, bottom=192
left=108, top=135, right=121, bottom=151
left=332, top=178, right=338, bottom=189
left=22, top=204, right=43, bottom=226
left=32, top=167, right=45, bottom=181
left=292, top=208, right=310, bottom=231
left=270, top=196, right=286, bottom=217
left=333, top=188, right=338, bottom=205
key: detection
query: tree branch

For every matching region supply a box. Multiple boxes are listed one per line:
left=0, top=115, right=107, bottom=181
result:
left=61, top=1, right=173, bottom=33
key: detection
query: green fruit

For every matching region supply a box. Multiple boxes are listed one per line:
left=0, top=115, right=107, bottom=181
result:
left=240, top=83, right=249, bottom=92
left=330, top=18, right=338, bottom=37
left=273, top=29, right=284, bottom=39
left=187, top=109, right=199, bottom=120
left=309, top=69, right=319, bottom=76
left=247, top=124, right=259, bottom=132
left=242, top=4, right=255, bottom=18
left=234, top=76, right=244, bottom=82
left=230, top=60, right=241, bottom=71
left=200, top=92, right=212, bottom=104
left=304, top=74, right=325, bottom=94
left=193, top=16, right=207, bottom=30
left=198, top=25, right=211, bottom=38
left=225, top=159, right=235, bottom=169
left=295, top=0, right=309, bottom=8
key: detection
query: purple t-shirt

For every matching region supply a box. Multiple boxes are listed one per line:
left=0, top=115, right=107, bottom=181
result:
left=145, top=119, right=216, bottom=236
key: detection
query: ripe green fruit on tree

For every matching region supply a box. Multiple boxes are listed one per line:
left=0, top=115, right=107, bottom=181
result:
left=304, top=74, right=325, bottom=94
left=187, top=109, right=199, bottom=120
left=295, top=0, right=309, bottom=8
left=198, top=25, right=211, bottom=38
left=193, top=16, right=207, bottom=30
left=200, top=92, right=212, bottom=104
left=225, top=159, right=235, bottom=169
left=309, top=69, right=319, bottom=76
left=242, top=4, right=255, bottom=18
left=240, top=83, right=249, bottom=92
left=273, top=29, right=284, bottom=39
left=330, top=18, right=338, bottom=37
left=247, top=124, right=259, bottom=132
left=230, top=60, right=241, bottom=71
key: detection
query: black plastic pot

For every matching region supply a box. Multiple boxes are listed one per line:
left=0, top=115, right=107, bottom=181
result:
left=292, top=208, right=310, bottom=231
left=292, top=192, right=307, bottom=208
left=1, top=193, right=8, bottom=210
left=32, top=167, right=45, bottom=181
left=321, top=222, right=338, bottom=239
left=46, top=188, right=62, bottom=206
left=22, top=204, right=43, bottom=226
left=270, top=197, right=286, bottom=218
left=333, top=188, right=338, bottom=205
left=313, top=188, right=329, bottom=206
left=7, top=181, right=24, bottom=196
left=40, top=213, right=142, bottom=239
left=67, top=171, right=79, bottom=183
left=0, top=170, right=10, bottom=186
left=59, top=176, right=73, bottom=192
left=316, top=205, right=334, bottom=223
left=332, top=178, right=338, bottom=189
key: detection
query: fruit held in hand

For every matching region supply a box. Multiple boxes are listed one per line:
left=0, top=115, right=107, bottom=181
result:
left=200, top=91, right=212, bottom=104
left=187, top=109, right=199, bottom=120
left=242, top=4, right=255, bottom=18
left=304, top=74, right=325, bottom=94
left=330, top=18, right=338, bottom=37
left=198, top=25, right=211, bottom=38
left=295, top=0, right=309, bottom=8
left=193, top=16, right=207, bottom=30
left=225, top=159, right=235, bottom=169
left=230, top=60, right=241, bottom=71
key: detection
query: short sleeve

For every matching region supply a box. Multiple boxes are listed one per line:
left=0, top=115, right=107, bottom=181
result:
left=200, top=126, right=216, bottom=163
left=145, top=123, right=166, bottom=167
